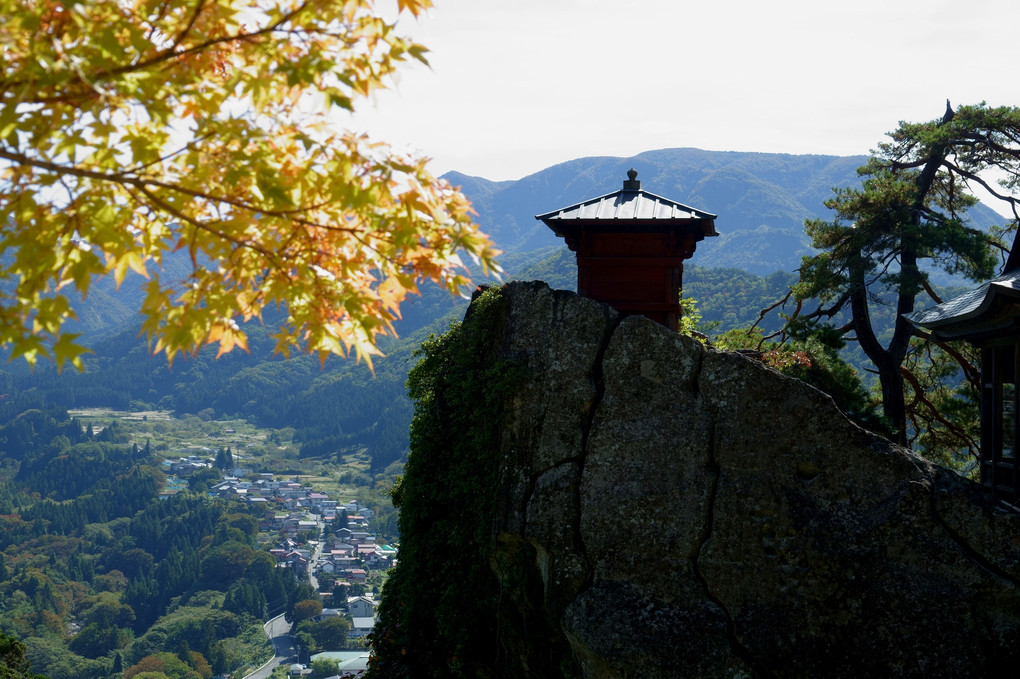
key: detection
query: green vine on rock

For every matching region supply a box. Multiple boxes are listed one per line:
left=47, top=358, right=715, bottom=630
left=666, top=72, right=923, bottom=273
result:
left=368, top=286, right=526, bottom=679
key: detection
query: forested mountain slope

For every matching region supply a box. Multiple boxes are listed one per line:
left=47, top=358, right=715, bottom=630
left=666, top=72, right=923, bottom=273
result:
left=451, top=147, right=1004, bottom=276
left=0, top=408, right=307, bottom=679
left=453, top=148, right=869, bottom=271
left=1, top=148, right=1006, bottom=468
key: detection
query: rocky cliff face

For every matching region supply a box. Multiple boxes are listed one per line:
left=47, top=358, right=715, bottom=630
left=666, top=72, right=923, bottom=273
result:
left=369, top=281, right=1020, bottom=678
left=486, top=281, right=1020, bottom=678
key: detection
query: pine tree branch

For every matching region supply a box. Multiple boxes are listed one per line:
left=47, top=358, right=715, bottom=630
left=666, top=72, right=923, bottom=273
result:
left=901, top=365, right=980, bottom=458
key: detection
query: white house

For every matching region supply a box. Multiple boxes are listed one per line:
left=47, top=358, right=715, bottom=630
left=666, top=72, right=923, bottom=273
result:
left=348, top=596, right=376, bottom=618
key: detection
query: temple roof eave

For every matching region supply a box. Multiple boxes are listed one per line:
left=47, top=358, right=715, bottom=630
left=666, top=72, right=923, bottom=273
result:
left=535, top=189, right=717, bottom=222
left=906, top=271, right=1020, bottom=340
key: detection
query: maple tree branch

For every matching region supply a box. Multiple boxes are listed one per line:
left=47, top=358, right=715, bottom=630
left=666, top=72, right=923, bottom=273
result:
left=131, top=184, right=281, bottom=269
left=0, top=147, right=373, bottom=235
left=120, top=132, right=216, bottom=176
left=0, top=1, right=316, bottom=95
left=171, top=0, right=208, bottom=51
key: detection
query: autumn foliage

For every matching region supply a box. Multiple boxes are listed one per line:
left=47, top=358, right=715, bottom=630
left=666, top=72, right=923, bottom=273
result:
left=0, top=0, right=499, bottom=368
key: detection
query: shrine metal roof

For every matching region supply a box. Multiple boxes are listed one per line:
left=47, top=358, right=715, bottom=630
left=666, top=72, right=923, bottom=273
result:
left=535, top=169, right=718, bottom=234
left=906, top=270, right=1020, bottom=336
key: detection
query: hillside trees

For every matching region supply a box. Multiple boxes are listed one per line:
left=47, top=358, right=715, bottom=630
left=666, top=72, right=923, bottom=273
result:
left=122, top=651, right=202, bottom=679
left=296, top=615, right=352, bottom=653
left=1, top=442, right=296, bottom=678
left=285, top=582, right=319, bottom=623
left=292, top=598, right=323, bottom=624
left=0, top=405, right=303, bottom=676
left=0, top=0, right=498, bottom=369
left=0, top=630, right=44, bottom=679
left=213, top=446, right=233, bottom=470
left=794, top=102, right=1020, bottom=448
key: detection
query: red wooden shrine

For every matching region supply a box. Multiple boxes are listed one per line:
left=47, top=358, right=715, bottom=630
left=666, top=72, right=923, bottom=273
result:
left=536, top=170, right=717, bottom=331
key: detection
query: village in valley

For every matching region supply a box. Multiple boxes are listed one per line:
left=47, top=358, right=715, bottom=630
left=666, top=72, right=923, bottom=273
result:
left=164, top=451, right=396, bottom=676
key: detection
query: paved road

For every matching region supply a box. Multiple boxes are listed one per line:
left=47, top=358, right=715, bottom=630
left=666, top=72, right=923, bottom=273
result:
left=308, top=520, right=325, bottom=590
left=243, top=614, right=295, bottom=679
left=245, top=524, right=325, bottom=678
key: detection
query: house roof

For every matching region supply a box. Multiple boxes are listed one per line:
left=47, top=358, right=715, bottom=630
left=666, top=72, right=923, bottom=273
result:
left=348, top=595, right=374, bottom=604
left=308, top=651, right=370, bottom=672
left=535, top=170, right=717, bottom=238
left=906, top=270, right=1020, bottom=340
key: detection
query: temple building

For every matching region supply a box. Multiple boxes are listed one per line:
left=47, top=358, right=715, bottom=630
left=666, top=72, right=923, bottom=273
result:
left=907, top=258, right=1020, bottom=505
left=536, top=170, right=717, bottom=331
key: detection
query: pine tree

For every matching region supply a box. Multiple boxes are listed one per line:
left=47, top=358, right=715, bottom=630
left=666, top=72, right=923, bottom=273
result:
left=795, top=102, right=1020, bottom=449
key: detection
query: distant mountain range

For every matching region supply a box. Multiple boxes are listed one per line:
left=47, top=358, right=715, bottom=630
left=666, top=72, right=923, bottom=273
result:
left=4, top=147, right=1009, bottom=469
left=447, top=147, right=1006, bottom=277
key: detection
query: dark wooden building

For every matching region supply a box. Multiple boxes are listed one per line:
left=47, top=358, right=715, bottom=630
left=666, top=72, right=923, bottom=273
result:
left=908, top=265, right=1020, bottom=505
left=535, top=170, right=717, bottom=331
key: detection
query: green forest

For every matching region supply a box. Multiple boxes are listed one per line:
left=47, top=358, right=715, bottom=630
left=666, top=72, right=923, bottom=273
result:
left=0, top=408, right=292, bottom=678
left=0, top=401, right=403, bottom=679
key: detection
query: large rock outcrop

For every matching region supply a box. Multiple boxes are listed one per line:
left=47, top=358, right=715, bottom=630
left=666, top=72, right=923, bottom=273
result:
left=486, top=281, right=1020, bottom=678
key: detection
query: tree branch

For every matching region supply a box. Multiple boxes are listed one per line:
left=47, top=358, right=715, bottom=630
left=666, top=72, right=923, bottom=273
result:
left=900, top=365, right=980, bottom=458
left=0, top=147, right=372, bottom=237
left=1, top=1, right=316, bottom=95
left=920, top=278, right=943, bottom=305
left=171, top=0, right=208, bottom=51
left=910, top=329, right=981, bottom=387
left=132, top=184, right=280, bottom=269
left=751, top=289, right=794, bottom=334
left=799, top=290, right=850, bottom=321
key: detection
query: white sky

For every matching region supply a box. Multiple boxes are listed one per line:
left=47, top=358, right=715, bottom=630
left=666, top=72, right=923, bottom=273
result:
left=348, top=0, right=1019, bottom=182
